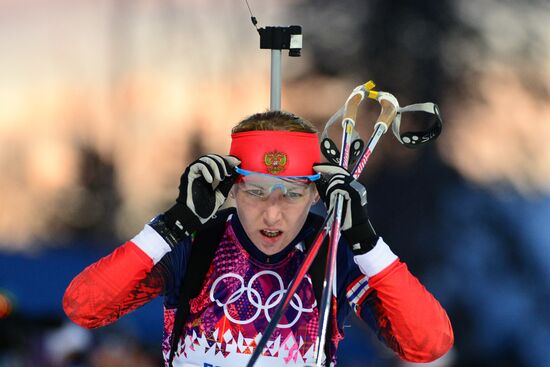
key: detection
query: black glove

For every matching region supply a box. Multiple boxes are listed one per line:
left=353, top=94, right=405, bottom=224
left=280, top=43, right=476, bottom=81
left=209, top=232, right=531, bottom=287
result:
left=163, top=154, right=240, bottom=238
left=313, top=163, right=378, bottom=254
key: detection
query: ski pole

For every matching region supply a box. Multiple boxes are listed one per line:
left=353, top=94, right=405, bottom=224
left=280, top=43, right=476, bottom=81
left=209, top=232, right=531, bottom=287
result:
left=245, top=85, right=398, bottom=367
left=312, top=92, right=398, bottom=366
left=312, top=86, right=369, bottom=365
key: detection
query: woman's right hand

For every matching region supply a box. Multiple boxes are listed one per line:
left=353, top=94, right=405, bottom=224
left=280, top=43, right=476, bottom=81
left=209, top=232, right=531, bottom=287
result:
left=163, top=154, right=240, bottom=236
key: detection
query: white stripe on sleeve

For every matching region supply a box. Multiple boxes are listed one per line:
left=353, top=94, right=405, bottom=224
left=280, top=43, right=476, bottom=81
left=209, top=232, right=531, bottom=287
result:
left=131, top=224, right=172, bottom=265
left=353, top=237, right=398, bottom=277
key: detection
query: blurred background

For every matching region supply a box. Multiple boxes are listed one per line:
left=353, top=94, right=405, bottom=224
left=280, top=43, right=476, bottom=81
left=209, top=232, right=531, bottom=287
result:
left=1, top=0, right=550, bottom=366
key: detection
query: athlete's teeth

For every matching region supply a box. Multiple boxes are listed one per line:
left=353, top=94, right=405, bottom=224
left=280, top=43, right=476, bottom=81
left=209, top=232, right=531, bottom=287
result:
left=263, top=230, right=280, bottom=237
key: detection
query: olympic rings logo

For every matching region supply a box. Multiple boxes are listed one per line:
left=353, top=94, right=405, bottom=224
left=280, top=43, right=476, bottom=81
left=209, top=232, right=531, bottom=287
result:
left=209, top=270, right=316, bottom=328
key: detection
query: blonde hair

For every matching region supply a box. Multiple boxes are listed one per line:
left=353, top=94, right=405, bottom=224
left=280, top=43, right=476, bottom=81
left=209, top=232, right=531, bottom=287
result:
left=232, top=111, right=317, bottom=134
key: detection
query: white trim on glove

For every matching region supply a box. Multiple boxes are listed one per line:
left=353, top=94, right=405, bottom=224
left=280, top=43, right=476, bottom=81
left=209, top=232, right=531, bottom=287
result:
left=353, top=237, right=398, bottom=277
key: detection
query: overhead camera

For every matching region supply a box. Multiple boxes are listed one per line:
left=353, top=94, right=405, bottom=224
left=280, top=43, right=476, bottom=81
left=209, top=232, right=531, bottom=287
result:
left=258, top=25, right=302, bottom=57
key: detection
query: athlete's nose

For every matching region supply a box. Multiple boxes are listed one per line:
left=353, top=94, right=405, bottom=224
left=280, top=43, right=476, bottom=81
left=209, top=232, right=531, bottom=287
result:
left=263, top=191, right=284, bottom=225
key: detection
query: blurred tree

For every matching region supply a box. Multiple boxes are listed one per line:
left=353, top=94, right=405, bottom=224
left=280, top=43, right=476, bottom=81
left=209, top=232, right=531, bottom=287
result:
left=50, top=146, right=120, bottom=244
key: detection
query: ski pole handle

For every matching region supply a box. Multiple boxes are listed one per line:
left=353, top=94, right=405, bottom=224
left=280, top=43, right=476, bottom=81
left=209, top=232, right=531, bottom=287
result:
left=343, top=81, right=378, bottom=122
left=372, top=92, right=399, bottom=132
left=352, top=93, right=399, bottom=178
left=339, top=90, right=366, bottom=168
left=342, top=92, right=363, bottom=123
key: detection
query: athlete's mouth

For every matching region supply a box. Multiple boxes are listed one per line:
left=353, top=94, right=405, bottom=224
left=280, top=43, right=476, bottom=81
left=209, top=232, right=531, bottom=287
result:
left=260, top=229, right=282, bottom=238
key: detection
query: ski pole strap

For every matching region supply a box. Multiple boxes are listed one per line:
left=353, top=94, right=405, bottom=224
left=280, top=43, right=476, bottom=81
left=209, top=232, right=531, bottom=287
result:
left=321, top=94, right=442, bottom=163
left=392, top=102, right=442, bottom=148
left=320, top=106, right=363, bottom=166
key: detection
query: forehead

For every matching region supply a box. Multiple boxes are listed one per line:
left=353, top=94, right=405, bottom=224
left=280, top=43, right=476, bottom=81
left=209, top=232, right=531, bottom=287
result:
left=239, top=176, right=311, bottom=190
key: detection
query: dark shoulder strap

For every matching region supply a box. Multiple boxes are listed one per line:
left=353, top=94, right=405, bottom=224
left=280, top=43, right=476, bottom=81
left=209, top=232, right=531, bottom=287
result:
left=304, top=213, right=329, bottom=304
left=182, top=208, right=235, bottom=298
left=303, top=212, right=335, bottom=364
left=168, top=208, right=234, bottom=366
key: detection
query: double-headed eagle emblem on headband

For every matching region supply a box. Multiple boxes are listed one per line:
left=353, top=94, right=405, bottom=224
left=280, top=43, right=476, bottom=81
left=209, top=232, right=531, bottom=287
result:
left=264, top=150, right=287, bottom=175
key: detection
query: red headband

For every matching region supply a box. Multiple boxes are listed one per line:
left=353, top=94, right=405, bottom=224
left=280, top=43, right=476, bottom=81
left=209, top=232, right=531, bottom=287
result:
left=229, top=131, right=320, bottom=176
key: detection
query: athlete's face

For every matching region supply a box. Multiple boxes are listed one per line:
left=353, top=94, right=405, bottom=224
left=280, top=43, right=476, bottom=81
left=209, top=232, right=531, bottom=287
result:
left=232, top=178, right=319, bottom=256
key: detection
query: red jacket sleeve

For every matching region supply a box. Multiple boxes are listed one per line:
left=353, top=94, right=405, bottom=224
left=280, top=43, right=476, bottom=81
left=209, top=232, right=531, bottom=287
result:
left=363, top=259, right=454, bottom=362
left=63, top=241, right=164, bottom=329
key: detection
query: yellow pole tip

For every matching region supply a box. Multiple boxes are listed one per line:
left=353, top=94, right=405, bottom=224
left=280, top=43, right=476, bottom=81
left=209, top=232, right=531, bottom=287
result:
left=367, top=90, right=379, bottom=99
left=364, top=81, right=376, bottom=90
